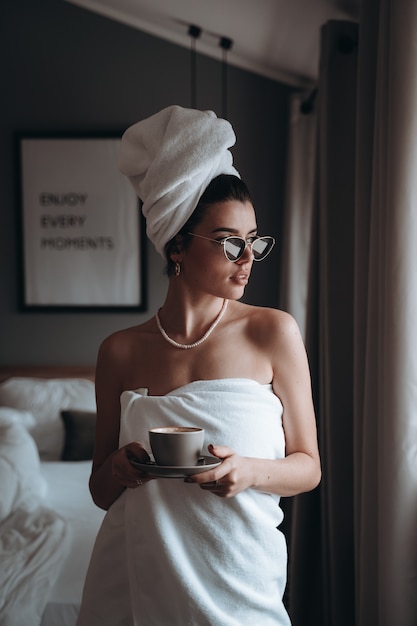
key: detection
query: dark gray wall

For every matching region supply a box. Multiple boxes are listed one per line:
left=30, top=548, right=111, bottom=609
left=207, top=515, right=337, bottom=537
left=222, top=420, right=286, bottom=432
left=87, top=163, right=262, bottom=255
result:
left=0, top=0, right=293, bottom=366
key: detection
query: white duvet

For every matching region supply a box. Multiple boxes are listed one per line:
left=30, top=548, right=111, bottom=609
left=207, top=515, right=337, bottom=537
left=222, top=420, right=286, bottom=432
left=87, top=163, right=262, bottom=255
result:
left=0, top=507, right=70, bottom=626
left=0, top=411, right=71, bottom=626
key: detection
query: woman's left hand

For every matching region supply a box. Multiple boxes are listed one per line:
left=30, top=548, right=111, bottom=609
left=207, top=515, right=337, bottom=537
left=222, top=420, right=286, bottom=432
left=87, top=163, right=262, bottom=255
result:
left=185, top=444, right=253, bottom=498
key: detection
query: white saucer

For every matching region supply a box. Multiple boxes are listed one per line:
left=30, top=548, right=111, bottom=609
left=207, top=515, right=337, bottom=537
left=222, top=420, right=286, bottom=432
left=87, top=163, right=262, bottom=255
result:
left=131, top=455, right=222, bottom=478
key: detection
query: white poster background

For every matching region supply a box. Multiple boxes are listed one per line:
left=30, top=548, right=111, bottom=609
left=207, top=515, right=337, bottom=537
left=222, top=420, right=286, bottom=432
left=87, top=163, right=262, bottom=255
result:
left=21, top=138, right=142, bottom=307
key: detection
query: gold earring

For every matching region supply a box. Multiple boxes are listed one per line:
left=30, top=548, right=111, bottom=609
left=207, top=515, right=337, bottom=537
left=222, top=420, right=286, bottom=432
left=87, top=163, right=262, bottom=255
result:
left=175, top=261, right=181, bottom=276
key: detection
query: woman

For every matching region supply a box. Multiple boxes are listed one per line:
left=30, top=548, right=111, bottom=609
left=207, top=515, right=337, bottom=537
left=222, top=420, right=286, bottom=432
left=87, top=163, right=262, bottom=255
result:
left=77, top=106, right=321, bottom=626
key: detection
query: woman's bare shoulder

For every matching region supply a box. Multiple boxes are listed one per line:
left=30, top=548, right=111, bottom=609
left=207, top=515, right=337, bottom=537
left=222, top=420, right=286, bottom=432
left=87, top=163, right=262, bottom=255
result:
left=234, top=302, right=300, bottom=338
left=98, top=318, right=156, bottom=361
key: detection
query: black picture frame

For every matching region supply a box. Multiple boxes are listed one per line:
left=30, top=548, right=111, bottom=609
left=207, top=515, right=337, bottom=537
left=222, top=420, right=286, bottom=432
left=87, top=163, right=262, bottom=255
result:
left=16, top=132, right=147, bottom=312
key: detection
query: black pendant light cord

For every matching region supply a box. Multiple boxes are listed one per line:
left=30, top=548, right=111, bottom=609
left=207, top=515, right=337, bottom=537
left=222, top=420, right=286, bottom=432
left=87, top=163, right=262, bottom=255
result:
left=187, top=25, right=233, bottom=118
left=188, top=25, right=201, bottom=109
left=219, top=37, right=233, bottom=119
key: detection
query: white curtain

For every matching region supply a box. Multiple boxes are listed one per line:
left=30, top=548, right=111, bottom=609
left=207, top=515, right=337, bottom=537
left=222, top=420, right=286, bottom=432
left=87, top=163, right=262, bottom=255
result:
left=281, top=4, right=417, bottom=625
left=279, top=92, right=316, bottom=340
left=279, top=90, right=320, bottom=622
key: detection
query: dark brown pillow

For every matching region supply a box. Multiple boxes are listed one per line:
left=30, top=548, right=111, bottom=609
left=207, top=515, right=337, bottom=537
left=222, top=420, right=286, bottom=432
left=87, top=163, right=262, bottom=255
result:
left=60, top=409, right=96, bottom=461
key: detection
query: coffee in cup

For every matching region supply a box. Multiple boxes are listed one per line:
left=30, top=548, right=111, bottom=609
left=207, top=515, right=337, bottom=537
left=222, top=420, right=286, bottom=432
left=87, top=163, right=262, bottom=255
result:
left=149, top=427, right=204, bottom=466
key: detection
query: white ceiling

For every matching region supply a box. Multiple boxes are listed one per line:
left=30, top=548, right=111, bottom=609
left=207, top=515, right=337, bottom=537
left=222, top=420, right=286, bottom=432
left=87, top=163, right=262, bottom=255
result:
left=65, top=0, right=359, bottom=88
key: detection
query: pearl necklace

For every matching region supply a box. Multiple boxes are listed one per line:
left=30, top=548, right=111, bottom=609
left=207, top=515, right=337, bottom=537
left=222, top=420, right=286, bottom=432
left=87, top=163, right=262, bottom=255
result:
left=155, top=299, right=228, bottom=349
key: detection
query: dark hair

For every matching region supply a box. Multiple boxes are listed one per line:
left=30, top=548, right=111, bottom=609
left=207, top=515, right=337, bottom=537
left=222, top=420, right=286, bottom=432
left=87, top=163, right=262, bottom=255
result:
left=164, top=174, right=252, bottom=275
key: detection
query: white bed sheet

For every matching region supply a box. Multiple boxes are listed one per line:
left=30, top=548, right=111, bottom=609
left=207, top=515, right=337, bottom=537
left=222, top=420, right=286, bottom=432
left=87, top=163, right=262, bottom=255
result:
left=39, top=461, right=105, bottom=624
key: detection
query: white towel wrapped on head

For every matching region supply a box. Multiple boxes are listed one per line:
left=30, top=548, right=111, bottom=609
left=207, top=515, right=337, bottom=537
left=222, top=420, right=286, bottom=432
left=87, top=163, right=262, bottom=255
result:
left=118, top=105, right=240, bottom=257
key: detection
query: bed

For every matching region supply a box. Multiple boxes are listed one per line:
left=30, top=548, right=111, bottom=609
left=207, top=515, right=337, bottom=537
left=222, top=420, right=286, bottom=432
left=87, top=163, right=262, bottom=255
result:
left=0, top=366, right=106, bottom=626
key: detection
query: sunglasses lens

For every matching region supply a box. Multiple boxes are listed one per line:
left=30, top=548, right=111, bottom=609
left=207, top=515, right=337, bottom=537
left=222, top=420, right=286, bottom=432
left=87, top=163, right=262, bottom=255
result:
left=224, top=237, right=245, bottom=261
left=252, top=237, right=275, bottom=260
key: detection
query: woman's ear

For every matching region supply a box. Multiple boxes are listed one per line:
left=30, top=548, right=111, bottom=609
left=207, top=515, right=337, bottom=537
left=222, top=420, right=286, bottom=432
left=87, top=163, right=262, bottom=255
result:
left=170, top=234, right=184, bottom=260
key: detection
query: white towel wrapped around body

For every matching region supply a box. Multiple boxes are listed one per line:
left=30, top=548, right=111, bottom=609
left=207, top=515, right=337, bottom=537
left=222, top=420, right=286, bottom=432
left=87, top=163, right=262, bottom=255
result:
left=77, top=379, right=291, bottom=626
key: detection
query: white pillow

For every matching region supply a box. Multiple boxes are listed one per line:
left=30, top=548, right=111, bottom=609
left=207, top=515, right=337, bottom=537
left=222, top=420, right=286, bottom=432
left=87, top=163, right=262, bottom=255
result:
left=0, top=378, right=96, bottom=460
left=0, top=420, right=47, bottom=522
left=0, top=406, right=36, bottom=429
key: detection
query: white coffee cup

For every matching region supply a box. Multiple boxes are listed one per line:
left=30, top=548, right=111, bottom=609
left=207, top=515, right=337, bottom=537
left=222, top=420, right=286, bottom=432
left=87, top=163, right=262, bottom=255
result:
left=149, top=427, right=205, bottom=466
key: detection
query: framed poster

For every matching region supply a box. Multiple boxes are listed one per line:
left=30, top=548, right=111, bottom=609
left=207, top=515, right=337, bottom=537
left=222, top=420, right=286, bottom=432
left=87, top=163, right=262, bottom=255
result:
left=17, top=134, right=146, bottom=311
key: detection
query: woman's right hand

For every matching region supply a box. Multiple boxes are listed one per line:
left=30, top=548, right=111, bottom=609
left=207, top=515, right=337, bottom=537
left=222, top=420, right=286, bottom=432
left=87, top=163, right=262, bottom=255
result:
left=111, top=442, right=153, bottom=488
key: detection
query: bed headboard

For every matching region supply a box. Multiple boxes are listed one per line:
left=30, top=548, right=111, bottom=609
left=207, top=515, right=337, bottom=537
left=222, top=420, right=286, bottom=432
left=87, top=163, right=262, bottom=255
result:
left=0, top=366, right=96, bottom=383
